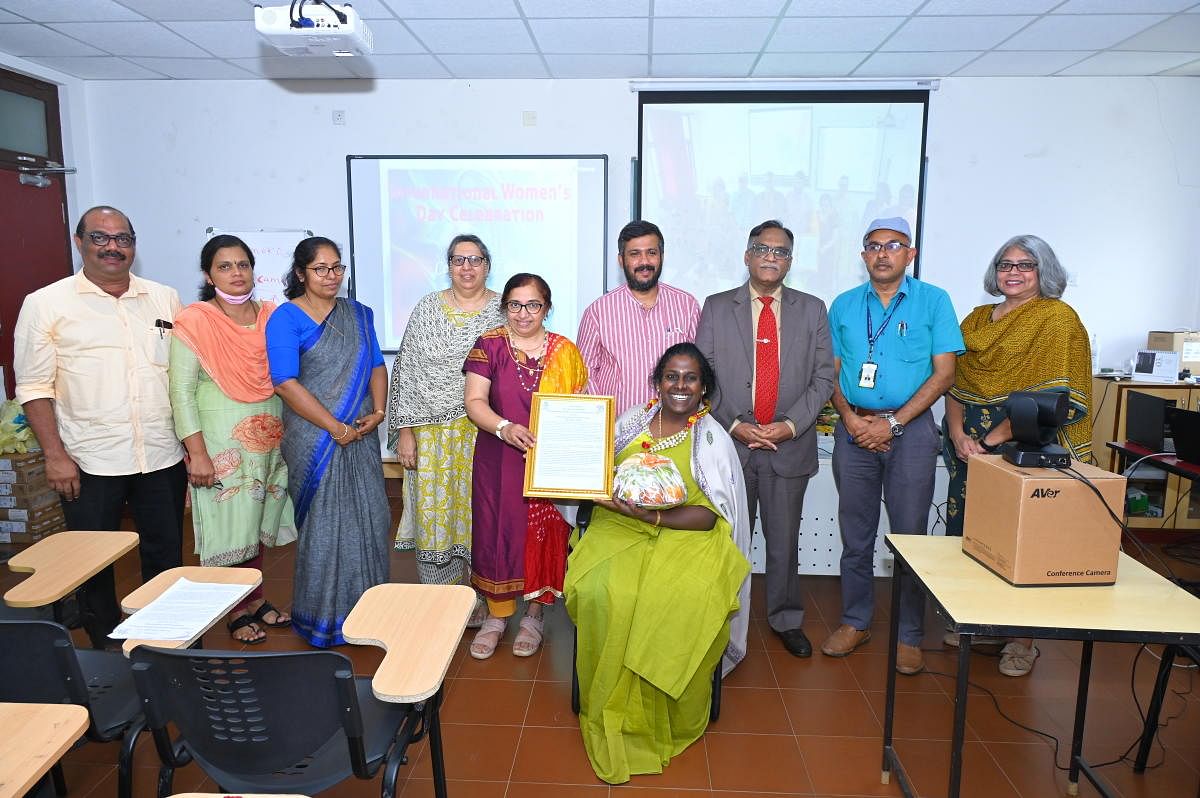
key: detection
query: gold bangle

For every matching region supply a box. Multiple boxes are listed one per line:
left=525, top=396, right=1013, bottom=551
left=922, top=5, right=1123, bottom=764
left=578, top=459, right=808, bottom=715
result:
left=372, top=409, right=385, bottom=417
left=654, top=510, right=662, bottom=528
left=332, top=423, right=350, bottom=441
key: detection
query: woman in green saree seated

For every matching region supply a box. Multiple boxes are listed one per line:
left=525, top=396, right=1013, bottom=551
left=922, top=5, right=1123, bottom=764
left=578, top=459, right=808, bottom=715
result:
left=565, top=342, right=752, bottom=785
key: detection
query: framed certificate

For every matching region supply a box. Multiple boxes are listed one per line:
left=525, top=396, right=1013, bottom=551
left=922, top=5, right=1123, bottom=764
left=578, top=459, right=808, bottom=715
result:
left=523, top=393, right=616, bottom=500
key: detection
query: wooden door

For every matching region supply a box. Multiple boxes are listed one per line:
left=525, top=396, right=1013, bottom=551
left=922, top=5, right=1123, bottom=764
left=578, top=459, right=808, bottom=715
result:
left=0, top=168, right=71, bottom=398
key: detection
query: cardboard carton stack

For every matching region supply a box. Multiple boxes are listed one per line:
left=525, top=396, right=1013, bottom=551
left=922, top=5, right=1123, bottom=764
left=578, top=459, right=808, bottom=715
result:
left=0, top=452, right=66, bottom=544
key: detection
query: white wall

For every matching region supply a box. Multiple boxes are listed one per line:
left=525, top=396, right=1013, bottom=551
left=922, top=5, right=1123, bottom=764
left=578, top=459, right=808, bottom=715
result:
left=77, top=75, right=1200, bottom=363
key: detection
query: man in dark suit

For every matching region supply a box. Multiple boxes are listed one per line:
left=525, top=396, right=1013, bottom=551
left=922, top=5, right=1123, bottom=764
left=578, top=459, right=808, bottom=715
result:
left=696, top=219, right=835, bottom=657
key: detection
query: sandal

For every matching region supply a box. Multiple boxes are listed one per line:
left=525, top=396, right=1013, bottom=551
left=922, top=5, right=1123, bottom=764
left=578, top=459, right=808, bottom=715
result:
left=469, top=617, right=507, bottom=660
left=251, top=600, right=291, bottom=628
left=227, top=614, right=266, bottom=645
left=512, top=614, right=544, bottom=658
left=466, top=596, right=488, bottom=629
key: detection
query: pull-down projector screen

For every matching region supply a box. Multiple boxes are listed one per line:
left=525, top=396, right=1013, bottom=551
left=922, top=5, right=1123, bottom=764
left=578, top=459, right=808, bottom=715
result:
left=348, top=155, right=608, bottom=351
left=638, top=90, right=928, bottom=308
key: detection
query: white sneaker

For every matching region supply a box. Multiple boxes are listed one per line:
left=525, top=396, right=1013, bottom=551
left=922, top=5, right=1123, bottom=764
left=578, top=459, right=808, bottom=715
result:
left=998, top=642, right=1039, bottom=677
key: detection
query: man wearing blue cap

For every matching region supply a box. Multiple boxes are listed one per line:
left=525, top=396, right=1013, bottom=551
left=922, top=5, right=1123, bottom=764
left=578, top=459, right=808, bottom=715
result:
left=821, top=217, right=963, bottom=675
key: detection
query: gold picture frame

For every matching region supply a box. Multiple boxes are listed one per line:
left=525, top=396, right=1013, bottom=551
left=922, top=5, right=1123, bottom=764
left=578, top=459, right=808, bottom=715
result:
left=523, top=393, right=615, bottom=500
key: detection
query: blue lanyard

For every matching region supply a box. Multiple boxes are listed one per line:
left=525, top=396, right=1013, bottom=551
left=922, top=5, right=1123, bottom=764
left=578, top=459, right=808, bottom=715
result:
left=866, top=294, right=905, bottom=362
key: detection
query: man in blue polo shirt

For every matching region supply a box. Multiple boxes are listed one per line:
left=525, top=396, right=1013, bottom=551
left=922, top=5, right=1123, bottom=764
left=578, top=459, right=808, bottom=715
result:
left=821, top=217, right=964, bottom=675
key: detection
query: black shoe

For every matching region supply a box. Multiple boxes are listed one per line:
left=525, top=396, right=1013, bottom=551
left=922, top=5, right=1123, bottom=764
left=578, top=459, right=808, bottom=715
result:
left=776, top=628, right=812, bottom=658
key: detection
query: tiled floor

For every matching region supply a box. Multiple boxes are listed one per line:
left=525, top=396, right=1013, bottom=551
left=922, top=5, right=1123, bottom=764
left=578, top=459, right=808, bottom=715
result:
left=4, top=521, right=1198, bottom=798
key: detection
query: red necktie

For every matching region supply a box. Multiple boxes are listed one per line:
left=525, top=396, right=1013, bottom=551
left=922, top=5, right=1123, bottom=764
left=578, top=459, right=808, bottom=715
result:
left=754, top=296, right=779, bottom=425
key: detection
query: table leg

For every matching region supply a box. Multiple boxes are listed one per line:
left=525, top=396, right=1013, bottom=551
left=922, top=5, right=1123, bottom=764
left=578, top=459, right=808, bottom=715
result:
left=428, top=686, right=448, bottom=798
left=1067, top=639, right=1094, bottom=796
left=881, top=560, right=903, bottom=786
left=947, top=637, right=971, bottom=798
left=1135, top=645, right=1177, bottom=772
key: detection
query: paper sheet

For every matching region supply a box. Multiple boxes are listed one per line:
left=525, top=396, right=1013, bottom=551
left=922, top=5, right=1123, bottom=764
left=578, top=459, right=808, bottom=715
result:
left=110, top=578, right=252, bottom=640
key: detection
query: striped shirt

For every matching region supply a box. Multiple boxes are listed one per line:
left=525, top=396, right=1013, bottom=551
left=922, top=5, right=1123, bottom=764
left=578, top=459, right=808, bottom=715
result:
left=576, top=282, right=700, bottom=415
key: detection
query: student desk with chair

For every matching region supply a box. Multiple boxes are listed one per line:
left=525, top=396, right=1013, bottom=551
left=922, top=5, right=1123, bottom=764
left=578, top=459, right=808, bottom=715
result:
left=880, top=534, right=1200, bottom=798
left=118, top=565, right=262, bottom=655
left=3, top=530, right=139, bottom=609
left=0, top=703, right=89, bottom=798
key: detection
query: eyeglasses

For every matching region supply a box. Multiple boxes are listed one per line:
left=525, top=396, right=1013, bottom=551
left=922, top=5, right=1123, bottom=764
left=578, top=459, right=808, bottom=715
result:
left=449, top=255, right=487, bottom=268
left=995, top=260, right=1037, bottom=273
left=85, top=231, right=135, bottom=248
left=864, top=241, right=910, bottom=254
left=748, top=243, right=792, bottom=260
left=306, top=264, right=347, bottom=277
left=505, top=300, right=544, bottom=315
left=214, top=262, right=253, bottom=273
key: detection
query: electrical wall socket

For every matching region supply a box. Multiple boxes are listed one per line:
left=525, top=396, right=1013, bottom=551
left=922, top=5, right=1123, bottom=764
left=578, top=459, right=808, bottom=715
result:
left=332, top=109, right=347, bottom=125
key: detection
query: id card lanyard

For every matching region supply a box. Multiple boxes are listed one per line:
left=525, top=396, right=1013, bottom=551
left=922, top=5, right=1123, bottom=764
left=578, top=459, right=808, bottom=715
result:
left=859, top=294, right=905, bottom=389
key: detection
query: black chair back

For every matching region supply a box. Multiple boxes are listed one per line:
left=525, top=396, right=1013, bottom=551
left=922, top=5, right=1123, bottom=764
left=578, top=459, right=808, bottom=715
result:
left=131, top=646, right=366, bottom=778
left=0, top=619, right=91, bottom=706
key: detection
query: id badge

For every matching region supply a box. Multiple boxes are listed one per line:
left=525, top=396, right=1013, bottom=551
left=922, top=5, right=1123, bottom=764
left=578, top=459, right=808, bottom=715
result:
left=858, top=362, right=878, bottom=389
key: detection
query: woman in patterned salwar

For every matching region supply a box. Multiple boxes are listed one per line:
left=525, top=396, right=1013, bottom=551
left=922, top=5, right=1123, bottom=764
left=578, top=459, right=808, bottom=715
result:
left=463, top=273, right=588, bottom=660
left=170, top=234, right=297, bottom=644
left=565, top=343, right=751, bottom=785
left=265, top=236, right=391, bottom=647
left=387, top=235, right=503, bottom=628
left=943, top=234, right=1091, bottom=677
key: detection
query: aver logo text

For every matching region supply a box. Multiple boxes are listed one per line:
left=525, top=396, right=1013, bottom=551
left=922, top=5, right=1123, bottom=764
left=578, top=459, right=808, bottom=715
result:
left=1029, top=488, right=1061, bottom=498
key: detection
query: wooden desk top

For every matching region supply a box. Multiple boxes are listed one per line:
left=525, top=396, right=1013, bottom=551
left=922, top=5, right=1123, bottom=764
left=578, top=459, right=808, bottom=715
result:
left=342, top=583, right=475, bottom=703
left=886, top=534, right=1200, bottom=641
left=1107, top=440, right=1200, bottom=479
left=0, top=703, right=88, bottom=798
left=4, top=531, right=140, bottom=608
left=119, top=566, right=261, bottom=657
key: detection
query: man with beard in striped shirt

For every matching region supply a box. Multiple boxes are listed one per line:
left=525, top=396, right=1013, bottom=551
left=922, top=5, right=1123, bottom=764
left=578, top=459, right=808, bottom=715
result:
left=576, top=220, right=700, bottom=414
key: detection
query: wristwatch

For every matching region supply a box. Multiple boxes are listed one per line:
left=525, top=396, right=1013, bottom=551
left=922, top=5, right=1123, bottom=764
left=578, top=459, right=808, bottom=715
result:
left=883, top=413, right=905, bottom=437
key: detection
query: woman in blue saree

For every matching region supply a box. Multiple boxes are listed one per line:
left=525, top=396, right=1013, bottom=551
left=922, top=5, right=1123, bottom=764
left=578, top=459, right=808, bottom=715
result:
left=265, top=236, right=390, bottom=646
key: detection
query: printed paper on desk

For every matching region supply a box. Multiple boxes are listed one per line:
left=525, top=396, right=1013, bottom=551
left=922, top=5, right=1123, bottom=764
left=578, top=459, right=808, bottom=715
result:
left=110, top=578, right=252, bottom=640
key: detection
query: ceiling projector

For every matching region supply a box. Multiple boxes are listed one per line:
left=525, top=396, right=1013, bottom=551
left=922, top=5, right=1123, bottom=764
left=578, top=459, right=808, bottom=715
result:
left=254, top=3, right=374, bottom=57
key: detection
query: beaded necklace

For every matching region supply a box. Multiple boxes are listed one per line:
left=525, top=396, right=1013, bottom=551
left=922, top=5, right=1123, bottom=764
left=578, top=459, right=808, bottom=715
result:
left=506, top=327, right=548, bottom=393
left=640, top=398, right=711, bottom=452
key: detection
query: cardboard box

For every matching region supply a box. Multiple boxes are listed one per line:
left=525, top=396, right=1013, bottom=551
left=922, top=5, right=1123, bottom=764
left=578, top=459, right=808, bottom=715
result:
left=962, top=455, right=1126, bottom=586
left=1147, top=330, right=1200, bottom=373
left=0, top=501, right=63, bottom=523
left=0, top=477, right=51, bottom=498
left=0, top=489, right=59, bottom=511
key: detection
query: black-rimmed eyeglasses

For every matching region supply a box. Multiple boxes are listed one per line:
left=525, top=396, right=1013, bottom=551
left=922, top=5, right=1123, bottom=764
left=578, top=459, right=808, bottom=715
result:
left=995, top=260, right=1037, bottom=273
left=306, top=264, right=347, bottom=277
left=85, top=231, right=135, bottom=248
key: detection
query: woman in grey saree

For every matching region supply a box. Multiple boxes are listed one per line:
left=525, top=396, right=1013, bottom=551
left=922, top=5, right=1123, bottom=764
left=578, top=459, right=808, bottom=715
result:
left=265, top=237, right=390, bottom=647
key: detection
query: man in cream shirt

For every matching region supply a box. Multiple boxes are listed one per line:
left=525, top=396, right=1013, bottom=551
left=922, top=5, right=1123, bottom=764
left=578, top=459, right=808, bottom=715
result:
left=15, top=206, right=186, bottom=648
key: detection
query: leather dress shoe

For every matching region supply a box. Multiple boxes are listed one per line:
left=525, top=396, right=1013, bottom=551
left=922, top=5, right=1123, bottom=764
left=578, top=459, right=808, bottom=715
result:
left=775, top=627, right=812, bottom=658
left=821, top=624, right=872, bottom=657
left=896, top=643, right=926, bottom=675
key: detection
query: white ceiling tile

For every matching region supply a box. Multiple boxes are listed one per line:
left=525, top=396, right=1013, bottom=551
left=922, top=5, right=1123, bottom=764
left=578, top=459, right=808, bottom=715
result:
left=652, top=18, right=775, bottom=53
left=1113, top=14, right=1200, bottom=50
left=408, top=18, right=534, bottom=52
left=344, top=54, right=450, bottom=77
left=126, top=56, right=257, bottom=78
left=0, top=23, right=103, bottom=55
left=333, top=0, right=401, bottom=19
left=884, top=16, right=1035, bottom=51
left=0, top=9, right=23, bottom=22
left=853, top=50, right=980, bottom=75
left=654, top=0, right=785, bottom=16
left=0, top=0, right=143, bottom=22
left=26, top=55, right=163, bottom=78
left=1000, top=14, right=1169, bottom=50
left=1053, top=0, right=1195, bottom=12
left=1159, top=57, right=1200, bottom=74
left=519, top=0, right=648, bottom=16
left=786, top=0, right=922, bottom=15
left=651, top=52, right=756, bottom=76
left=530, top=18, right=646, bottom=54
left=227, top=56, right=357, bottom=78
left=49, top=21, right=211, bottom=57
left=380, top=0, right=518, bottom=19
left=1057, top=49, right=1200, bottom=74
left=919, top=0, right=1059, bottom=12
left=438, top=53, right=548, bottom=77
left=543, top=53, right=647, bottom=77
left=952, top=50, right=1089, bottom=75
left=769, top=17, right=901, bottom=52
left=114, top=0, right=252, bottom=21
left=163, top=20, right=266, bottom=58
left=361, top=20, right=425, bottom=53
left=753, top=52, right=867, bottom=76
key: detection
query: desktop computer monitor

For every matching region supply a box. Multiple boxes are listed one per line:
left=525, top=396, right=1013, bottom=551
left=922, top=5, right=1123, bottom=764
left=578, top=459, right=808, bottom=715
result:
left=1125, top=391, right=1176, bottom=452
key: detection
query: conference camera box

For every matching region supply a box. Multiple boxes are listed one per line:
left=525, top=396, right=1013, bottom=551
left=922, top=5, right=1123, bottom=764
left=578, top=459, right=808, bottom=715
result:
left=962, top=455, right=1125, bottom=586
